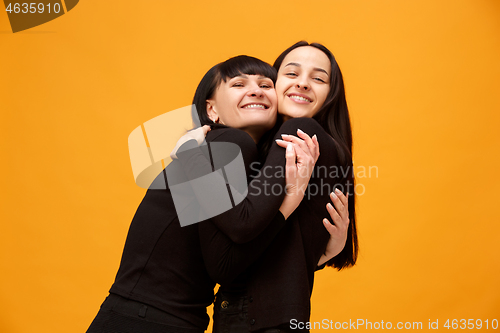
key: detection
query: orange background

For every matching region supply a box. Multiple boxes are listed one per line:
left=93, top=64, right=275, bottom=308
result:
left=1, top=1, right=499, bottom=332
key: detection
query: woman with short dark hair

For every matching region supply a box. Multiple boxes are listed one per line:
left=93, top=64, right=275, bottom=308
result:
left=86, top=55, right=330, bottom=333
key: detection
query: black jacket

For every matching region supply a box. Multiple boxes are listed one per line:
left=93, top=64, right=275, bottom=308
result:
left=179, top=118, right=345, bottom=331
left=109, top=127, right=289, bottom=330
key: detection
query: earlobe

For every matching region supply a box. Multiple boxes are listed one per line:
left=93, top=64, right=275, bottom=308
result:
left=206, top=100, right=218, bottom=123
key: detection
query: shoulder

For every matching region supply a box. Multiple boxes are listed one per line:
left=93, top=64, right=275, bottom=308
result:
left=207, top=127, right=257, bottom=151
left=278, top=117, right=323, bottom=133
left=206, top=127, right=258, bottom=168
left=278, top=118, right=335, bottom=149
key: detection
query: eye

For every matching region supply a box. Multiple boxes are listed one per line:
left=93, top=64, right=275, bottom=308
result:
left=313, top=77, right=326, bottom=83
left=232, top=82, right=244, bottom=87
left=285, top=72, right=298, bottom=77
left=260, top=83, right=274, bottom=89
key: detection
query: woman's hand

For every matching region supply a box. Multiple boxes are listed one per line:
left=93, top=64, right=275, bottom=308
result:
left=276, top=129, right=320, bottom=196
left=318, top=189, right=350, bottom=266
left=275, top=129, right=320, bottom=219
left=170, top=125, right=211, bottom=159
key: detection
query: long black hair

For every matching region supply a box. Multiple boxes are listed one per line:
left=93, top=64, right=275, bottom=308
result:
left=274, top=41, right=359, bottom=270
left=192, top=55, right=277, bottom=129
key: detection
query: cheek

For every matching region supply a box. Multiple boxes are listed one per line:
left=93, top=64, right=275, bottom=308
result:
left=318, top=88, right=329, bottom=105
left=275, top=81, right=286, bottom=96
left=268, top=92, right=278, bottom=106
left=216, top=96, right=241, bottom=123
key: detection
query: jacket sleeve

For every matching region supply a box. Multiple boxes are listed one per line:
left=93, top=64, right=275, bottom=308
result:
left=197, top=119, right=337, bottom=283
left=198, top=211, right=287, bottom=285
left=176, top=128, right=287, bottom=244
left=284, top=118, right=347, bottom=272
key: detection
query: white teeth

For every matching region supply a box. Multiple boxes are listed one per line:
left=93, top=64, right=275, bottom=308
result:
left=289, top=95, right=311, bottom=102
left=243, top=104, right=266, bottom=109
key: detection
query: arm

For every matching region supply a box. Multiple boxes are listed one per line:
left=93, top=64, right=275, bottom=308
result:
left=176, top=126, right=318, bottom=243
left=276, top=118, right=352, bottom=271
left=198, top=138, right=319, bottom=284
left=199, top=211, right=287, bottom=285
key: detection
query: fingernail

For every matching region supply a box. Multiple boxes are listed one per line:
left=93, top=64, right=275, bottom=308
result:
left=331, top=192, right=337, bottom=199
left=335, top=188, right=341, bottom=194
left=297, top=128, right=305, bottom=134
left=286, top=144, right=293, bottom=152
left=327, top=203, right=333, bottom=210
left=281, top=134, right=288, bottom=138
left=312, top=134, right=317, bottom=140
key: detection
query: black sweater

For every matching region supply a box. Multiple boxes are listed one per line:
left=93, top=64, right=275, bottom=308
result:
left=109, top=127, right=289, bottom=330
left=179, top=118, right=345, bottom=331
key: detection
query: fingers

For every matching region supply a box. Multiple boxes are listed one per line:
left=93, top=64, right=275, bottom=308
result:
left=281, top=132, right=312, bottom=158
left=330, top=190, right=348, bottom=223
left=296, top=129, right=320, bottom=162
left=281, top=136, right=312, bottom=165
left=275, top=139, right=290, bottom=149
left=276, top=140, right=311, bottom=167
left=284, top=143, right=296, bottom=169
left=291, top=143, right=314, bottom=175
left=326, top=202, right=341, bottom=225
left=323, top=218, right=338, bottom=235
left=284, top=144, right=297, bottom=189
left=329, top=192, right=350, bottom=231
left=202, top=125, right=211, bottom=136
left=191, top=127, right=207, bottom=145
left=312, top=134, right=320, bottom=161
left=335, top=188, right=348, bottom=206
left=282, top=129, right=320, bottom=162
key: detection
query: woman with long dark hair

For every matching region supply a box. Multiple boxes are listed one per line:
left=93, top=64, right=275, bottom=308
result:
left=274, top=41, right=357, bottom=269
left=194, top=41, right=358, bottom=332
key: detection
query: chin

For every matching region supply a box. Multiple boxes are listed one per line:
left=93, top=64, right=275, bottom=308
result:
left=279, top=108, right=311, bottom=119
left=244, top=116, right=275, bottom=129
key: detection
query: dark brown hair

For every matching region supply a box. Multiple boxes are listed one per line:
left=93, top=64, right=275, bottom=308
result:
left=192, top=55, right=277, bottom=128
left=274, top=41, right=358, bottom=270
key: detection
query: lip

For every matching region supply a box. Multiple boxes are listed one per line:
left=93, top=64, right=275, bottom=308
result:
left=287, top=92, right=313, bottom=104
left=240, top=102, right=270, bottom=110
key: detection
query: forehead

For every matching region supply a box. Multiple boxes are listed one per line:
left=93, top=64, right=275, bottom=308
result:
left=281, top=46, right=331, bottom=74
left=219, top=74, right=272, bottom=88
left=215, top=74, right=273, bottom=93
left=226, top=74, right=273, bottom=81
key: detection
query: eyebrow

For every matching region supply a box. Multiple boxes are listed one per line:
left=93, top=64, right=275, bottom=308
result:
left=284, top=62, right=329, bottom=77
left=234, top=75, right=270, bottom=80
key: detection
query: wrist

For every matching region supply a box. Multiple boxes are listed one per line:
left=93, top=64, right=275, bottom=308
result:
left=279, top=194, right=302, bottom=220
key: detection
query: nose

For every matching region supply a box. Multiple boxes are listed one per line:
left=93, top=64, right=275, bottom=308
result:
left=296, top=82, right=309, bottom=91
left=247, top=86, right=264, bottom=98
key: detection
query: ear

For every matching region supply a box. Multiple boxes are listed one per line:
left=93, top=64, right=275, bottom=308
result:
left=206, top=100, right=218, bottom=123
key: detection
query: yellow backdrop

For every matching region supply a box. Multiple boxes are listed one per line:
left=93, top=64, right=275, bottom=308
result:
left=1, top=0, right=499, bottom=332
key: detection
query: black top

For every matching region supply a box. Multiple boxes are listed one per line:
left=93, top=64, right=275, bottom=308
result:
left=186, top=118, right=347, bottom=331
left=109, top=127, right=289, bottom=330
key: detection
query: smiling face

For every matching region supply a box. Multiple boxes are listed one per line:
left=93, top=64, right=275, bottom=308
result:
left=275, top=46, right=331, bottom=120
left=207, top=74, right=277, bottom=142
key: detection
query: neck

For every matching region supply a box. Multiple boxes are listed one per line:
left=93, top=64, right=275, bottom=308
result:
left=246, top=131, right=263, bottom=144
left=241, top=127, right=265, bottom=144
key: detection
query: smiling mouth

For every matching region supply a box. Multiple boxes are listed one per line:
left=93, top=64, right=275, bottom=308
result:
left=288, top=94, right=312, bottom=103
left=241, top=103, right=269, bottom=109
